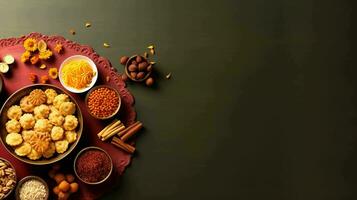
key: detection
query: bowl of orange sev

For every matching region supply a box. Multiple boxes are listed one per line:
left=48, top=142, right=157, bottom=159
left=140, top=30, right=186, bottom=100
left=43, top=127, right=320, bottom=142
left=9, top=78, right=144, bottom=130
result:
left=59, top=55, right=98, bottom=93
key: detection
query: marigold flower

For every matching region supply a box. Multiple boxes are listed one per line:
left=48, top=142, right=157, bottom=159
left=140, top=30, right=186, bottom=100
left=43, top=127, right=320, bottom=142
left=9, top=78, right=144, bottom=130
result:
left=21, top=51, right=31, bottom=63
left=24, top=38, right=38, bottom=52
left=29, top=73, right=37, bottom=83
left=48, top=68, right=58, bottom=79
left=54, top=43, right=63, bottom=53
left=40, top=75, right=49, bottom=84
left=30, top=55, right=40, bottom=65
left=39, top=49, right=53, bottom=60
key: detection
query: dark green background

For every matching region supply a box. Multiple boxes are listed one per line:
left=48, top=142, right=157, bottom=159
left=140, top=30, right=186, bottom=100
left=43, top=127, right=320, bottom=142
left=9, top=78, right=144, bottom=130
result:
left=0, top=0, right=355, bottom=199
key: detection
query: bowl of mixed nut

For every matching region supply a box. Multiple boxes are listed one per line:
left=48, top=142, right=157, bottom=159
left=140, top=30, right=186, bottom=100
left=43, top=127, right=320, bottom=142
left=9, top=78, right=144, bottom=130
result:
left=124, top=55, right=152, bottom=82
left=0, top=158, right=17, bottom=199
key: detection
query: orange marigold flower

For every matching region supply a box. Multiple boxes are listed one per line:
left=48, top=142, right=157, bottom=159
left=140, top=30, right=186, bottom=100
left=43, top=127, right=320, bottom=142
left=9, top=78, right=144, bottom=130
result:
left=30, top=55, right=40, bottom=65
left=40, top=75, right=49, bottom=84
left=48, top=68, right=58, bottom=79
left=24, top=38, right=38, bottom=52
left=54, top=43, right=63, bottom=53
left=29, top=73, right=37, bottom=83
left=21, top=51, right=31, bottom=63
left=39, top=49, right=53, bottom=60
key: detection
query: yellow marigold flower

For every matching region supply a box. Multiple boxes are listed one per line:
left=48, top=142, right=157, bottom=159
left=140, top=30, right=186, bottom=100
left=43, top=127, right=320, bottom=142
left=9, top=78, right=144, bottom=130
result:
left=20, top=51, right=31, bottom=63
left=54, top=43, right=63, bottom=53
left=24, top=38, right=38, bottom=52
left=39, top=49, right=53, bottom=60
left=48, top=68, right=58, bottom=79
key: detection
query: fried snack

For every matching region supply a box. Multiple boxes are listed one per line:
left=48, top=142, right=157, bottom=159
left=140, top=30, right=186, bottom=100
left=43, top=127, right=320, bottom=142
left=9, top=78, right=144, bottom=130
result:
left=59, top=102, right=76, bottom=116
left=14, top=142, right=32, bottom=156
left=28, top=132, right=51, bottom=154
left=7, top=105, right=23, bottom=120
left=45, top=89, right=58, bottom=104
left=64, top=131, right=77, bottom=144
left=43, top=142, right=56, bottom=158
left=51, top=126, right=64, bottom=141
left=6, top=119, right=21, bottom=133
left=34, top=119, right=53, bottom=133
left=6, top=133, right=23, bottom=146
left=49, top=110, right=65, bottom=126
left=53, top=94, right=69, bottom=109
left=20, top=96, right=35, bottom=112
left=55, top=140, right=69, bottom=154
left=27, top=89, right=47, bottom=106
left=63, top=115, right=78, bottom=131
left=22, top=130, right=35, bottom=142
left=34, top=104, right=50, bottom=119
left=19, top=113, right=36, bottom=130
left=27, top=148, right=42, bottom=160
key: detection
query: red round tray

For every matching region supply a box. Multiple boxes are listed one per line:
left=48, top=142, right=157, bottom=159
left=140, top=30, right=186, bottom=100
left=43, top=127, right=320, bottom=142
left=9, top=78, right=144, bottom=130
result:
left=0, top=32, right=136, bottom=199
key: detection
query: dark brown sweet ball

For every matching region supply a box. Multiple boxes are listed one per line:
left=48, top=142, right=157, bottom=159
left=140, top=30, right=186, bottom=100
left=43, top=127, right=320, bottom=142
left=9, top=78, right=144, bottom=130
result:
left=146, top=77, right=154, bottom=86
left=120, top=56, right=129, bottom=65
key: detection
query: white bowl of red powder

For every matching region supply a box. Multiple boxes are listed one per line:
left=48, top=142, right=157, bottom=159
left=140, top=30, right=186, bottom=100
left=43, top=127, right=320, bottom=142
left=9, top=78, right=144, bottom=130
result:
left=73, top=146, right=113, bottom=185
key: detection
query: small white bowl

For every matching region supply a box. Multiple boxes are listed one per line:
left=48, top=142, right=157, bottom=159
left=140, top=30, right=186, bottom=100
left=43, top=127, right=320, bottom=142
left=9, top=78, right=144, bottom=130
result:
left=59, top=55, right=98, bottom=93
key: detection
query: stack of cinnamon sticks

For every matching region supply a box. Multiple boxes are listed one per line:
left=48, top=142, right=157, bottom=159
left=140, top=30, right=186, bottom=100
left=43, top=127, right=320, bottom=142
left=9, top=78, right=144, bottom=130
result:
left=98, top=120, right=143, bottom=154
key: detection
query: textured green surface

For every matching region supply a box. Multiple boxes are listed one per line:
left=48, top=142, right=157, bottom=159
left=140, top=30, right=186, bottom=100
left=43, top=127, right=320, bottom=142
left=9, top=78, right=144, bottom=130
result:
left=0, top=0, right=355, bottom=199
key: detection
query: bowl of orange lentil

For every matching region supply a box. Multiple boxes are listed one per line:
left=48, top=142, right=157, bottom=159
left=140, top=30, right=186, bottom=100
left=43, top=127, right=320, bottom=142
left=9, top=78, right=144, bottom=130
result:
left=85, top=85, right=121, bottom=120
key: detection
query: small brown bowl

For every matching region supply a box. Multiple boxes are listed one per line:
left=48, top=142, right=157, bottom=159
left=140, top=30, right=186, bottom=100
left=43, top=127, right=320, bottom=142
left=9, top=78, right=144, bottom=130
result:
left=125, top=55, right=152, bottom=82
left=15, top=176, right=49, bottom=200
left=85, top=85, right=121, bottom=120
left=0, top=157, right=17, bottom=199
left=73, top=146, right=113, bottom=185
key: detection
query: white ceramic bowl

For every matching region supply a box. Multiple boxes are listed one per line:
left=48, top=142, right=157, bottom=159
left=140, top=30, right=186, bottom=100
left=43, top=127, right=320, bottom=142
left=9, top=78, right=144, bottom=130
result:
left=59, top=55, right=98, bottom=93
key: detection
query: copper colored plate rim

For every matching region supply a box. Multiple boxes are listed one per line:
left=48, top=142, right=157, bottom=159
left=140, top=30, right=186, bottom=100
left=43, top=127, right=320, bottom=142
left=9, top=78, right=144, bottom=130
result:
left=0, top=84, right=83, bottom=165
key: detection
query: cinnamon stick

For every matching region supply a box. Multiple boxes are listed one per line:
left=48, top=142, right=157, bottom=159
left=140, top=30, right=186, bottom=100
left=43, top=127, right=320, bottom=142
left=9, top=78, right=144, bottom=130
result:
left=111, top=137, right=135, bottom=154
left=102, top=124, right=126, bottom=141
left=97, top=120, right=118, bottom=137
left=117, top=121, right=140, bottom=137
left=120, top=122, right=143, bottom=142
left=101, top=121, right=122, bottom=138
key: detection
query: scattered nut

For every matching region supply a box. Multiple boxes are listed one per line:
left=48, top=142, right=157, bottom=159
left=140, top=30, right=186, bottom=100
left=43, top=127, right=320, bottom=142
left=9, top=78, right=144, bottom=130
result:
left=69, top=29, right=76, bottom=35
left=136, top=72, right=145, bottom=80
left=143, top=52, right=149, bottom=59
left=106, top=76, right=110, bottom=82
left=39, top=64, right=47, bottom=69
left=121, top=74, right=128, bottom=82
left=0, top=159, right=16, bottom=198
left=128, top=64, right=137, bottom=72
left=103, top=43, right=110, bottom=48
left=138, top=62, right=148, bottom=71
left=147, top=65, right=153, bottom=72
left=149, top=48, right=155, bottom=55
left=166, top=73, right=172, bottom=79
left=120, top=56, right=129, bottom=65
left=149, top=61, right=156, bottom=65
left=145, top=77, right=154, bottom=86
left=147, top=45, right=154, bottom=49
left=85, top=22, right=91, bottom=28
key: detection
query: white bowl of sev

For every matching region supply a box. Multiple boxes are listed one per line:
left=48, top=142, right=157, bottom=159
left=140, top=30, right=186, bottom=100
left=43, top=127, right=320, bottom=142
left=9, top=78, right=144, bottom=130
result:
left=59, top=55, right=98, bottom=93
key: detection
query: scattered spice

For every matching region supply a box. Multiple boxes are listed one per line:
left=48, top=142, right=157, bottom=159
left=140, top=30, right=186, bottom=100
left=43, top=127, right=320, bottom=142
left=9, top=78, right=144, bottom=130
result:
left=40, top=75, right=49, bottom=84
left=103, top=43, right=110, bottom=48
left=143, top=52, right=149, bottom=59
left=166, top=73, right=172, bottom=79
left=69, top=29, right=76, bottom=35
left=85, top=22, right=91, bottom=28
left=39, top=64, right=47, bottom=69
left=18, top=179, right=47, bottom=200
left=28, top=73, right=37, bottom=83
left=75, top=149, right=111, bottom=183
left=0, top=159, right=16, bottom=199
left=87, top=87, right=120, bottom=118
left=48, top=68, right=58, bottom=79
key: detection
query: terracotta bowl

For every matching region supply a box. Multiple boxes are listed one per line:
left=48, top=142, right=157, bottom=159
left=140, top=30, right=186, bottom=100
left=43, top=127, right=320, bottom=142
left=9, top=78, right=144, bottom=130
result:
left=0, top=84, right=83, bottom=165
left=85, top=85, right=121, bottom=120
left=73, top=146, right=113, bottom=185
left=125, top=55, right=152, bottom=82
left=15, top=176, right=49, bottom=200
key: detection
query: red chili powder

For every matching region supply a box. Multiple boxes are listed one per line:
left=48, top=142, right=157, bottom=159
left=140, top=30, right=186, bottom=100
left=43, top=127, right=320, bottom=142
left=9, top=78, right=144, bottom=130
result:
left=76, top=150, right=111, bottom=183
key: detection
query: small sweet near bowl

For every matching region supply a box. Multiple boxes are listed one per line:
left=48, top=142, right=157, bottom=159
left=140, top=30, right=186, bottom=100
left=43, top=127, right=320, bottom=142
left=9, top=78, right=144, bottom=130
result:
left=0, top=157, right=17, bottom=199
left=59, top=55, right=98, bottom=93
left=15, top=176, right=49, bottom=200
left=85, top=85, right=121, bottom=120
left=73, top=146, right=113, bottom=185
left=125, top=55, right=152, bottom=82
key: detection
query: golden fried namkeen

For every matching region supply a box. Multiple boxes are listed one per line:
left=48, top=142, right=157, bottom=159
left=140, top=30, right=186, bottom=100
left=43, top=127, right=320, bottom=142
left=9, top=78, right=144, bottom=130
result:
left=19, top=113, right=36, bottom=130
left=7, top=105, right=22, bottom=120
left=6, top=119, right=21, bottom=133
left=6, top=132, right=23, bottom=146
